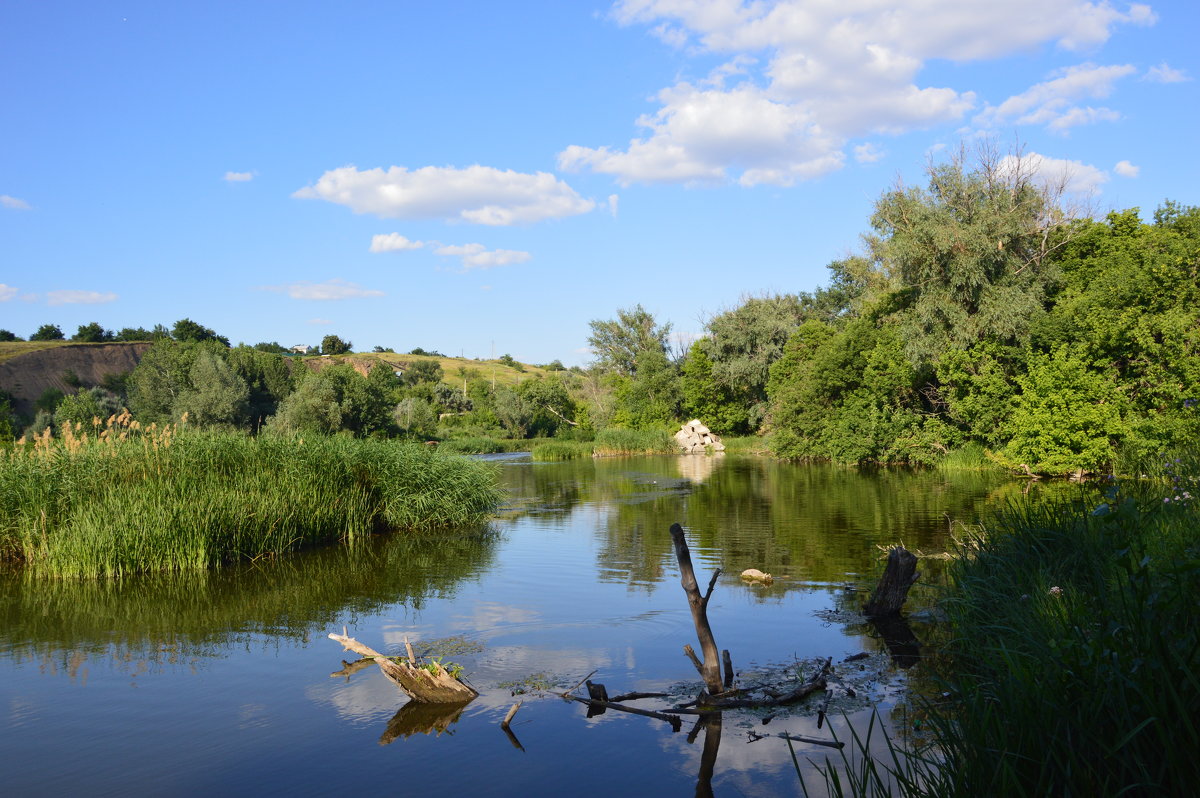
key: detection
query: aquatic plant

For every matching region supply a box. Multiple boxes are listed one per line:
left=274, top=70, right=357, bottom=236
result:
left=0, top=416, right=502, bottom=577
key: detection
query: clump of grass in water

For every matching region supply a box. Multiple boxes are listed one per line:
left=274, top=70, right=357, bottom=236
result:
left=0, top=416, right=503, bottom=577
left=799, top=470, right=1200, bottom=796
left=530, top=440, right=592, bottom=461
left=592, top=428, right=673, bottom=456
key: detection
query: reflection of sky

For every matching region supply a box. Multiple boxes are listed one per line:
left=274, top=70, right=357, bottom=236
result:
left=1, top=455, right=982, bottom=796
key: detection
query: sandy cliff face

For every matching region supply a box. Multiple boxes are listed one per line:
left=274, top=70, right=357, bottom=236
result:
left=0, top=343, right=152, bottom=418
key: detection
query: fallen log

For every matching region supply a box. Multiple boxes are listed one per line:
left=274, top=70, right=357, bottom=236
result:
left=562, top=694, right=683, bottom=731
left=328, top=629, right=478, bottom=703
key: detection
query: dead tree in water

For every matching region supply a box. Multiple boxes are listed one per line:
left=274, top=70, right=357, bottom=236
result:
left=863, top=546, right=919, bottom=619
left=669, top=523, right=726, bottom=695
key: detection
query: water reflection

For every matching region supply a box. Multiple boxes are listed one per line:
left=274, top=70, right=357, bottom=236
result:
left=2, top=454, right=1071, bottom=797
left=0, top=528, right=497, bottom=672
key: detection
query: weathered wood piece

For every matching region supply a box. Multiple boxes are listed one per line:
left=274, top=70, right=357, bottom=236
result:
left=608, top=691, right=669, bottom=702
left=670, top=523, right=725, bottom=694
left=328, top=630, right=478, bottom=703
left=696, top=657, right=831, bottom=710
left=562, top=694, right=683, bottom=731
left=863, top=546, right=920, bottom=619
left=586, top=680, right=610, bottom=702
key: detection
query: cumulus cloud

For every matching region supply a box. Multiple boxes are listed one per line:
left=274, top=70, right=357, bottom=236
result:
left=433, top=243, right=532, bottom=271
left=294, top=164, right=595, bottom=225
left=853, top=143, right=885, bottom=164
left=569, top=1, right=1153, bottom=185
left=559, top=80, right=846, bottom=186
left=1, top=195, right=31, bottom=210
left=1114, top=160, right=1140, bottom=178
left=998, top=152, right=1109, bottom=195
left=1143, top=62, right=1190, bottom=83
left=223, top=171, right=255, bottom=182
left=260, top=279, right=384, bottom=300
left=0, top=284, right=16, bottom=301
left=975, top=63, right=1135, bottom=132
left=369, top=233, right=425, bottom=253
left=46, top=290, right=118, bottom=306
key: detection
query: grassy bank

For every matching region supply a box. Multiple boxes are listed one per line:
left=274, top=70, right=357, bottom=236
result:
left=0, top=418, right=502, bottom=577
left=805, top=478, right=1200, bottom=795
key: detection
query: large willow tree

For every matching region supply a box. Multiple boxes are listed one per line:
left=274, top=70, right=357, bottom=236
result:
left=866, top=148, right=1075, bottom=369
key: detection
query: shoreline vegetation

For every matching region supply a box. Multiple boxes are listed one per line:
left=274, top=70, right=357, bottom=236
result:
left=0, top=415, right=501, bottom=578
left=803, top=469, right=1199, bottom=796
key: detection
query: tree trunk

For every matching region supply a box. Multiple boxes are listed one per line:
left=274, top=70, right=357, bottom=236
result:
left=669, top=523, right=725, bottom=695
left=863, top=547, right=919, bottom=619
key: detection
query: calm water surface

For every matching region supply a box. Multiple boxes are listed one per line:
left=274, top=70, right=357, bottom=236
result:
left=2, top=454, right=1022, bottom=796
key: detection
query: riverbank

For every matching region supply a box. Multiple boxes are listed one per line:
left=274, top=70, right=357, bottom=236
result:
left=807, top=475, right=1199, bottom=795
left=0, top=419, right=502, bottom=577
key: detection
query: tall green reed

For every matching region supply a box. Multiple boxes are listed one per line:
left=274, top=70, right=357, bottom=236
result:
left=0, top=425, right=502, bottom=577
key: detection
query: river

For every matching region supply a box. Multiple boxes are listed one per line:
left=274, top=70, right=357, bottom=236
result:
left=1, top=453, right=1021, bottom=796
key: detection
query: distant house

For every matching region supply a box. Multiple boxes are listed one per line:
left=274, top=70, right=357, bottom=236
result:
left=289, top=344, right=312, bottom=354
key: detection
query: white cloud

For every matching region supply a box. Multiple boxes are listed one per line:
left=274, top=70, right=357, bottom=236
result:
left=998, top=152, right=1109, bottom=195
left=294, top=164, right=595, bottom=225
left=1114, top=160, right=1140, bottom=178
left=608, top=194, right=619, bottom=217
left=433, top=243, right=532, bottom=271
left=975, top=63, right=1135, bottom=132
left=46, top=290, right=118, bottom=306
left=369, top=233, right=425, bottom=253
left=1143, top=62, right=1190, bottom=83
left=577, top=1, right=1153, bottom=185
left=853, top=143, right=885, bottom=164
left=1, top=195, right=31, bottom=210
left=307, top=318, right=333, bottom=325
left=0, top=284, right=16, bottom=301
left=223, top=171, right=255, bottom=182
left=260, top=279, right=384, bottom=300
left=559, top=80, right=846, bottom=186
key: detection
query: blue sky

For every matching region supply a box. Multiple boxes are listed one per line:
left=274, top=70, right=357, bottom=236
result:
left=3, top=1, right=1197, bottom=366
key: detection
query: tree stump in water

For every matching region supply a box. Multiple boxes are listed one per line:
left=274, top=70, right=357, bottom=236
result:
left=328, top=631, right=478, bottom=703
left=863, top=546, right=919, bottom=619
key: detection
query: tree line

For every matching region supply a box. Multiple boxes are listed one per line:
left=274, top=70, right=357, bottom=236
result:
left=575, top=151, right=1198, bottom=476
left=5, top=149, right=1196, bottom=475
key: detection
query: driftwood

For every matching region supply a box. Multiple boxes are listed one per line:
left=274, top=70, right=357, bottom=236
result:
left=562, top=693, right=683, bottom=731
left=695, top=658, right=831, bottom=710
left=670, top=523, right=725, bottom=694
left=863, top=547, right=919, bottom=619
left=328, top=630, right=478, bottom=703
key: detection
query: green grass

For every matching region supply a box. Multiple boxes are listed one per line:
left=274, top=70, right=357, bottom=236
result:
left=936, top=442, right=1001, bottom=472
left=530, top=440, right=593, bottom=461
left=592, top=427, right=674, bottom=456
left=0, top=426, right=503, bottom=577
left=437, top=436, right=528, bottom=454
left=801, top=476, right=1200, bottom=796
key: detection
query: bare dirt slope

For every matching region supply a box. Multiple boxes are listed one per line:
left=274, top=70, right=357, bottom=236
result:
left=0, top=342, right=151, bottom=418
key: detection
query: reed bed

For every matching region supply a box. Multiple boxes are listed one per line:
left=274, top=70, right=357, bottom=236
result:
left=437, top=436, right=527, bottom=454
left=801, top=479, right=1200, bottom=796
left=530, top=440, right=593, bottom=461
left=592, top=428, right=674, bottom=456
left=0, top=415, right=502, bottom=578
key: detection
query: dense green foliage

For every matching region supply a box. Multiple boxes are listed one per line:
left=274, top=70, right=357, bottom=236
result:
left=0, top=426, right=502, bottom=577
left=761, top=154, right=1199, bottom=475
left=804, top=479, right=1200, bottom=796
